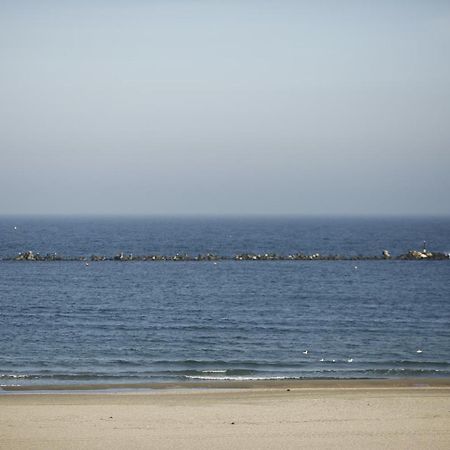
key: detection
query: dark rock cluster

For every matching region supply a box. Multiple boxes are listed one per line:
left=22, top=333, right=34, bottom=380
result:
left=14, top=251, right=73, bottom=261
left=4, top=249, right=449, bottom=262
left=398, top=250, right=449, bottom=260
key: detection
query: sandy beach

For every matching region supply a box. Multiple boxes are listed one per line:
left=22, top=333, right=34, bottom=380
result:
left=1, top=379, right=450, bottom=449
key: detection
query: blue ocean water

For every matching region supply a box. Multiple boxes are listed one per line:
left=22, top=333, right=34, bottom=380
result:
left=1, top=216, right=450, bottom=387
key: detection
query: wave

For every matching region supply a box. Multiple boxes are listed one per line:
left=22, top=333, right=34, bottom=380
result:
left=184, top=368, right=449, bottom=380
left=2, top=361, right=450, bottom=386
left=0, top=374, right=35, bottom=380
left=0, top=373, right=146, bottom=382
left=185, top=375, right=295, bottom=381
left=201, top=370, right=227, bottom=374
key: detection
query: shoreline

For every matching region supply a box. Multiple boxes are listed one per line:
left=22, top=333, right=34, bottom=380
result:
left=3, top=377, right=450, bottom=393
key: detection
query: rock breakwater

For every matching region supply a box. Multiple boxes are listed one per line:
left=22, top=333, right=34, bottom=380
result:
left=4, top=249, right=449, bottom=262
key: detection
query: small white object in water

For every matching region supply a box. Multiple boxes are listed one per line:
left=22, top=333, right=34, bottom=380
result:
left=13, top=226, right=17, bottom=230
left=416, top=349, right=423, bottom=353
left=320, top=358, right=324, bottom=362
left=332, top=359, right=336, bottom=363
left=354, top=266, right=358, bottom=269
left=302, top=350, right=308, bottom=355
left=347, top=358, right=353, bottom=363
left=85, top=262, right=89, bottom=266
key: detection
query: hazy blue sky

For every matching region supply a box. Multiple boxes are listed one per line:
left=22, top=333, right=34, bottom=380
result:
left=1, top=0, right=449, bottom=215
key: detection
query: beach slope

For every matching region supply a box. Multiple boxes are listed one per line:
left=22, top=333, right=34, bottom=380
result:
left=1, top=382, right=450, bottom=449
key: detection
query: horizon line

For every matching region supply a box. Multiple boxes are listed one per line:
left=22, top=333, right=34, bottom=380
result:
left=1, top=212, right=450, bottom=219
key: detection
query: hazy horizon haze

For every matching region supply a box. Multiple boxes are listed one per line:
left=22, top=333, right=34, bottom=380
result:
left=1, top=0, right=449, bottom=216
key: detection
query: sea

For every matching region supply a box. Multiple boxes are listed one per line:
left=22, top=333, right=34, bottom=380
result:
left=1, top=216, right=450, bottom=388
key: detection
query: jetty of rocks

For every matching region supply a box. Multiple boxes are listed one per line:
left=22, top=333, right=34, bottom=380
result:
left=4, top=249, right=449, bottom=262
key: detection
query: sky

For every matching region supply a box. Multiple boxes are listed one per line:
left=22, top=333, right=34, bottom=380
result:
left=1, top=0, right=449, bottom=216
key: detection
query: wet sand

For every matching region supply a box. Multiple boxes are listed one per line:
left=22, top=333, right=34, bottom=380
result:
left=1, top=379, right=450, bottom=449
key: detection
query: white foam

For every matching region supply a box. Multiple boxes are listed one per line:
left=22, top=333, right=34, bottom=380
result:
left=1, top=374, right=28, bottom=379
left=201, top=370, right=227, bottom=373
left=185, top=375, right=292, bottom=381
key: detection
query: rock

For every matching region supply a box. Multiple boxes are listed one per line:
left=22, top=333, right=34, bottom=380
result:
left=398, top=250, right=447, bottom=260
left=91, top=255, right=106, bottom=261
left=113, top=252, right=125, bottom=261
left=410, top=250, right=427, bottom=259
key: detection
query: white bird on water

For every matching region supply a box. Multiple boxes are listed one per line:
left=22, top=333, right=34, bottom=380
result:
left=416, top=349, right=423, bottom=354
left=347, top=358, right=353, bottom=363
left=302, top=350, right=308, bottom=355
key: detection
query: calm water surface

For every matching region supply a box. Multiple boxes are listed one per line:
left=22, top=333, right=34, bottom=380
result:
left=1, top=216, right=449, bottom=387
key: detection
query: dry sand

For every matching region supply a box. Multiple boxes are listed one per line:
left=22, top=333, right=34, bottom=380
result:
left=1, top=379, right=450, bottom=449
